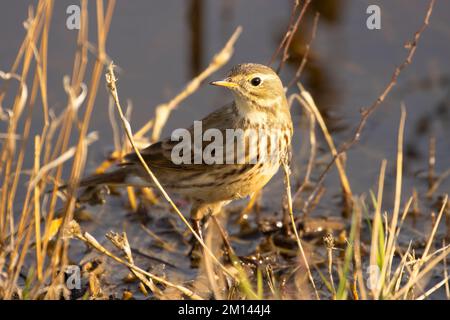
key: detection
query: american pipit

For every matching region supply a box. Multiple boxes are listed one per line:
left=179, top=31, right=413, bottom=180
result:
left=79, top=63, right=293, bottom=245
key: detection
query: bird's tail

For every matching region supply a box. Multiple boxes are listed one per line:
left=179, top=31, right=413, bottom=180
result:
left=52, top=166, right=136, bottom=192
left=78, top=166, right=132, bottom=188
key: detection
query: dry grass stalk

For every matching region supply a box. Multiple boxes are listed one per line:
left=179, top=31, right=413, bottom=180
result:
left=49, top=0, right=116, bottom=294
left=416, top=276, right=449, bottom=300
left=323, top=233, right=336, bottom=299
left=291, top=92, right=316, bottom=202
left=376, top=105, right=407, bottom=298
left=293, top=87, right=353, bottom=214
left=106, top=231, right=163, bottom=297
left=352, top=198, right=366, bottom=300
left=400, top=195, right=448, bottom=298
left=134, top=26, right=242, bottom=142
left=444, top=240, right=450, bottom=299
left=393, top=243, right=450, bottom=299
left=0, top=0, right=115, bottom=299
left=369, top=158, right=386, bottom=293
left=281, top=161, right=319, bottom=299
left=66, top=221, right=203, bottom=300
left=1, top=1, right=51, bottom=298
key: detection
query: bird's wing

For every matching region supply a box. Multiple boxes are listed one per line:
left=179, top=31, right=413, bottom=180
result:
left=124, top=102, right=238, bottom=171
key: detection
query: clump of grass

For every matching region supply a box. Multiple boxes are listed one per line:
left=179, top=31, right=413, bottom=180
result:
left=0, top=0, right=115, bottom=299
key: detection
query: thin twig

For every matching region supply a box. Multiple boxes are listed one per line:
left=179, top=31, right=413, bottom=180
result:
left=270, top=0, right=312, bottom=74
left=426, top=168, right=450, bottom=198
left=269, top=0, right=300, bottom=66
left=288, top=12, right=320, bottom=88
left=301, top=0, right=436, bottom=213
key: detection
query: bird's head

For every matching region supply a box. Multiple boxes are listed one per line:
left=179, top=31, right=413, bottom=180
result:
left=210, top=63, right=286, bottom=110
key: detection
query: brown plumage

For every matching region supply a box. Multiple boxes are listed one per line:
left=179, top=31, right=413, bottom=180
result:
left=79, top=63, right=292, bottom=234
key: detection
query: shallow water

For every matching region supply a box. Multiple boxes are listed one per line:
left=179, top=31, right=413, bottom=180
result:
left=1, top=0, right=449, bottom=299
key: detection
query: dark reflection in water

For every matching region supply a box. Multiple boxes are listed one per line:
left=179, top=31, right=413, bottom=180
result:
left=188, top=0, right=203, bottom=77
left=286, top=0, right=345, bottom=132
left=311, top=0, right=343, bottom=23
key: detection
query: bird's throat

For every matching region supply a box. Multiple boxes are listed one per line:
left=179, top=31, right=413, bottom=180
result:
left=233, top=94, right=269, bottom=123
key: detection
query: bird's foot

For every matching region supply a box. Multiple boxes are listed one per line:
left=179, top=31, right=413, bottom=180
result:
left=187, top=218, right=203, bottom=268
left=78, top=185, right=110, bottom=205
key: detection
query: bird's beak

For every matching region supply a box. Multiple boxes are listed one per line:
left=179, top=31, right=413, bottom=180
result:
left=209, top=78, right=238, bottom=89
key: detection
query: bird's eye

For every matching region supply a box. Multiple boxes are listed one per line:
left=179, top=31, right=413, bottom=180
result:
left=250, top=77, right=261, bottom=86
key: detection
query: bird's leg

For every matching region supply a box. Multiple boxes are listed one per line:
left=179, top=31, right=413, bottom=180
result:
left=211, top=215, right=236, bottom=260
left=78, top=185, right=110, bottom=205
left=192, top=217, right=203, bottom=240
left=208, top=202, right=236, bottom=260
left=238, top=190, right=261, bottom=228
left=187, top=202, right=209, bottom=263
left=187, top=217, right=203, bottom=262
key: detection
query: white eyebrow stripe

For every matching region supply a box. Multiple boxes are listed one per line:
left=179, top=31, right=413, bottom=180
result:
left=251, top=73, right=278, bottom=82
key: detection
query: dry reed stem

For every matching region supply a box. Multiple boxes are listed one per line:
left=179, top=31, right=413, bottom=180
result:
left=291, top=92, right=316, bottom=202
left=1, top=0, right=114, bottom=299
left=28, top=132, right=98, bottom=189
left=411, top=195, right=448, bottom=275
left=352, top=199, right=365, bottom=300
left=1, top=2, right=49, bottom=298
left=369, top=159, right=387, bottom=297
left=323, top=233, right=336, bottom=298
left=294, top=87, right=353, bottom=213
left=385, top=197, right=449, bottom=299
left=106, top=231, right=163, bottom=297
left=67, top=221, right=203, bottom=300
left=0, top=4, right=42, bottom=239
left=393, top=244, right=450, bottom=299
left=33, top=135, right=42, bottom=280
left=376, top=105, right=407, bottom=298
left=281, top=161, right=320, bottom=299
left=4, top=3, right=50, bottom=234
left=133, top=26, right=242, bottom=142
left=387, top=242, right=412, bottom=295
left=51, top=0, right=115, bottom=290
left=105, top=63, right=236, bottom=281
left=203, top=222, right=226, bottom=300
left=444, top=240, right=450, bottom=299
left=416, top=276, right=449, bottom=300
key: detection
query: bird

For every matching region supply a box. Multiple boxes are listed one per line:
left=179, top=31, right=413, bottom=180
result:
left=77, top=63, right=293, bottom=250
